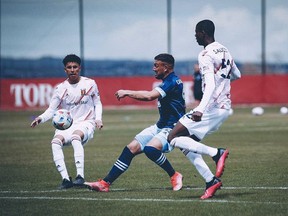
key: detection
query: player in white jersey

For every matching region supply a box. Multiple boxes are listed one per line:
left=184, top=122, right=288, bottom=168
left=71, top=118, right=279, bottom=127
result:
left=31, top=54, right=103, bottom=189
left=168, top=20, right=241, bottom=199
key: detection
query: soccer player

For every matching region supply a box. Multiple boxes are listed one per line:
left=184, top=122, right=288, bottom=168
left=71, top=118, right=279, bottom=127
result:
left=86, top=53, right=185, bottom=192
left=30, top=54, right=103, bottom=189
left=167, top=20, right=241, bottom=199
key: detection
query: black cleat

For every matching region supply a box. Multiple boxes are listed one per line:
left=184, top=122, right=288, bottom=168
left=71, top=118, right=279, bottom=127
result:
left=73, top=175, right=85, bottom=187
left=59, top=177, right=73, bottom=190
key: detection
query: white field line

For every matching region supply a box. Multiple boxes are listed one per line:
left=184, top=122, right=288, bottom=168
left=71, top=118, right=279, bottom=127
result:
left=0, top=186, right=287, bottom=205
left=0, top=196, right=286, bottom=205
left=0, top=186, right=287, bottom=194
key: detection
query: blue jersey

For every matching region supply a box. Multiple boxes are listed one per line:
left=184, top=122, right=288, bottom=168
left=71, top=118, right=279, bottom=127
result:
left=155, top=72, right=185, bottom=129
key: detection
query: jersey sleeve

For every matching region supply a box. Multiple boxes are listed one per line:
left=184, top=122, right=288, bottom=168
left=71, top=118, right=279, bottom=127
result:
left=38, top=85, right=62, bottom=123
left=193, top=72, right=215, bottom=113
left=155, top=86, right=166, bottom=98
left=155, top=78, right=176, bottom=99
left=91, top=80, right=103, bottom=121
left=194, top=53, right=216, bottom=113
left=230, top=60, right=241, bottom=81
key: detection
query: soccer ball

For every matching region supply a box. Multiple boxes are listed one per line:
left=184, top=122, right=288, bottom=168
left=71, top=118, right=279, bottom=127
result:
left=280, top=107, right=288, bottom=115
left=252, top=107, right=264, bottom=116
left=52, top=109, right=73, bottom=130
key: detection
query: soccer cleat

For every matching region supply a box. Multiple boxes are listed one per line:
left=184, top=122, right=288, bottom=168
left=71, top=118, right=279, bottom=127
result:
left=170, top=171, right=183, bottom=191
left=200, top=177, right=222, bottom=200
left=59, top=177, right=73, bottom=190
left=73, top=175, right=85, bottom=187
left=214, top=148, right=229, bottom=178
left=86, top=179, right=110, bottom=192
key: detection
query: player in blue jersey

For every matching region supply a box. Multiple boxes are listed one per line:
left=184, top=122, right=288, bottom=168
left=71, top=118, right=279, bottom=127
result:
left=86, top=53, right=185, bottom=192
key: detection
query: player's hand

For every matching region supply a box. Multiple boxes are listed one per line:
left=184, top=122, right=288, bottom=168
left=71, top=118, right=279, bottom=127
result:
left=30, top=117, right=42, bottom=128
left=95, top=120, right=103, bottom=130
left=115, top=90, right=126, bottom=101
left=191, top=111, right=202, bottom=122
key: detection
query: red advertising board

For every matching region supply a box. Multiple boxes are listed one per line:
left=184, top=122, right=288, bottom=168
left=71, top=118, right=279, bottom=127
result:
left=1, top=75, right=288, bottom=111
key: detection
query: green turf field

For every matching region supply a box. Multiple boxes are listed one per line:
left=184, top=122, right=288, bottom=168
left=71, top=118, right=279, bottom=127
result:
left=0, top=107, right=287, bottom=216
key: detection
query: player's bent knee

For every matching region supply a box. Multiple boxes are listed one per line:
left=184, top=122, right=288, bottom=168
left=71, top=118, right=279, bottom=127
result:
left=51, top=137, right=63, bottom=146
left=71, top=134, right=81, bottom=142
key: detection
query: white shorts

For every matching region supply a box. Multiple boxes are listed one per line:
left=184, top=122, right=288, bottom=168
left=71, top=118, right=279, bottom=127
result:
left=135, top=124, right=174, bottom=153
left=179, top=108, right=230, bottom=141
left=54, top=121, right=95, bottom=146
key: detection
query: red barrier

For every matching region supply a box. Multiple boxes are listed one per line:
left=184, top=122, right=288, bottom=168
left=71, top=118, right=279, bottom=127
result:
left=231, top=74, right=288, bottom=104
left=1, top=75, right=287, bottom=110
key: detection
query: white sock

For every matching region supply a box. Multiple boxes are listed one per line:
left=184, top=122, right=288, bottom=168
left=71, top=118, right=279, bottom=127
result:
left=51, top=139, right=69, bottom=180
left=171, top=136, right=217, bottom=157
left=184, top=150, right=214, bottom=182
left=71, top=134, right=84, bottom=178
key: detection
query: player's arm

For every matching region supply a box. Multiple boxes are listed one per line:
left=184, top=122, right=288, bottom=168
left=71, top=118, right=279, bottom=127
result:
left=94, top=99, right=103, bottom=129
left=192, top=72, right=215, bottom=121
left=92, top=84, right=103, bottom=129
left=192, top=56, right=215, bottom=121
left=115, top=89, right=160, bottom=101
left=30, top=107, right=56, bottom=128
left=230, top=60, right=241, bottom=81
left=30, top=89, right=61, bottom=128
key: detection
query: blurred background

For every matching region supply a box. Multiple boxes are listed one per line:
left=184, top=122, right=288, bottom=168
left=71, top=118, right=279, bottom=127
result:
left=1, top=0, right=288, bottom=110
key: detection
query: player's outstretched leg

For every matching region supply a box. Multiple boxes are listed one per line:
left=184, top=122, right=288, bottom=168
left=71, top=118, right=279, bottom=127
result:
left=143, top=146, right=183, bottom=191
left=86, top=146, right=135, bottom=192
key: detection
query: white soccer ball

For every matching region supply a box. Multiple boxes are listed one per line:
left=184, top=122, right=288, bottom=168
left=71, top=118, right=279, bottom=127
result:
left=252, top=107, right=264, bottom=116
left=52, top=109, right=73, bottom=130
left=280, top=107, right=288, bottom=115
left=229, top=108, right=234, bottom=116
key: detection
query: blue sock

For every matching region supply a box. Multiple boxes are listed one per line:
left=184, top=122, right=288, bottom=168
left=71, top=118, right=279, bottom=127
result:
left=143, top=146, right=175, bottom=177
left=104, top=146, right=135, bottom=184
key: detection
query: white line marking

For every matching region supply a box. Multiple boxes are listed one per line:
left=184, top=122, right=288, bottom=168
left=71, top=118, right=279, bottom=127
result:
left=0, top=186, right=287, bottom=206
left=0, top=196, right=285, bottom=205
left=0, top=186, right=286, bottom=194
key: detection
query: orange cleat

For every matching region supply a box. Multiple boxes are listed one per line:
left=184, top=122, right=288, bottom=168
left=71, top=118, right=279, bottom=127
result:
left=86, top=179, right=110, bottom=192
left=215, top=149, right=229, bottom=178
left=170, top=171, right=183, bottom=191
left=200, top=177, right=222, bottom=200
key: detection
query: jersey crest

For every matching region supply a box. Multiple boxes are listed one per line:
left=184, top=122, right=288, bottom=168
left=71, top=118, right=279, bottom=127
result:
left=81, top=89, right=86, bottom=96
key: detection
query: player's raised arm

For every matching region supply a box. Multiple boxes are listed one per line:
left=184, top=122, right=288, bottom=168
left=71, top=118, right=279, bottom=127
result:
left=115, top=89, right=160, bottom=101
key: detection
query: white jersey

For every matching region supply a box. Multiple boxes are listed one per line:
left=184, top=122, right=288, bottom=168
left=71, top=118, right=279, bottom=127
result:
left=39, top=76, right=102, bottom=125
left=195, top=41, right=241, bottom=113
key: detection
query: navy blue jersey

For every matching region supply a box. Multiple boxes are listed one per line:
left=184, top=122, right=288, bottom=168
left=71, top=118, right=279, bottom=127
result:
left=155, top=72, right=186, bottom=129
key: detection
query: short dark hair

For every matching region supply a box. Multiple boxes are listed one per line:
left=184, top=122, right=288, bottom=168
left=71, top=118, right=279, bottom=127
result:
left=154, top=53, right=175, bottom=68
left=62, top=54, right=81, bottom=66
left=196, top=20, right=215, bottom=37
